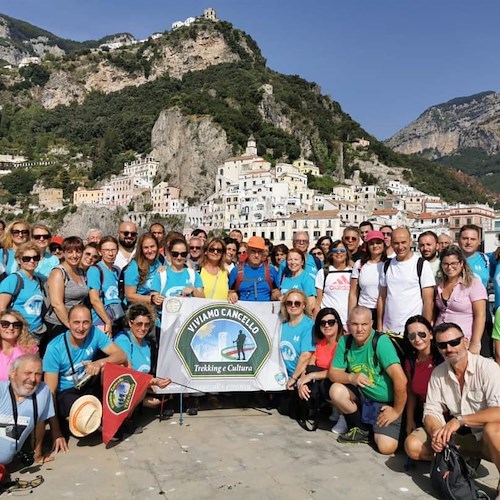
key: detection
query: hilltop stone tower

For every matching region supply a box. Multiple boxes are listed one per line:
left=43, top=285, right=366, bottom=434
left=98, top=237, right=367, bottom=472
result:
left=203, top=8, right=218, bottom=21
left=244, top=135, right=257, bottom=156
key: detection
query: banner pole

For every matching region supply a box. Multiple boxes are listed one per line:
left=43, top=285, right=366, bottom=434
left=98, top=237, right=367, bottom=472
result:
left=179, top=392, right=184, bottom=426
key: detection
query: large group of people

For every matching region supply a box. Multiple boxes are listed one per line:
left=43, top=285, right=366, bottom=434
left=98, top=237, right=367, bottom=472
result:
left=0, top=217, right=500, bottom=496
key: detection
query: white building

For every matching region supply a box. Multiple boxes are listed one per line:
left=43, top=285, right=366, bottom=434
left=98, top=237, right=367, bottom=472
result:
left=123, top=156, right=159, bottom=188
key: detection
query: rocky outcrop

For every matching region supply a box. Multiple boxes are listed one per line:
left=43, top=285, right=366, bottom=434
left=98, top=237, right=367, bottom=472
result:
left=57, top=205, right=127, bottom=237
left=150, top=107, right=233, bottom=199
left=387, top=91, right=500, bottom=157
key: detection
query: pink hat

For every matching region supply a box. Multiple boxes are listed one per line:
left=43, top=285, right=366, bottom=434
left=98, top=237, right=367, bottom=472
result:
left=364, top=230, right=385, bottom=243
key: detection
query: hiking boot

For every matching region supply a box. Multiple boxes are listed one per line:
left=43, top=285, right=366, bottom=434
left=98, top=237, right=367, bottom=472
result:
left=331, top=414, right=348, bottom=434
left=337, top=426, right=369, bottom=444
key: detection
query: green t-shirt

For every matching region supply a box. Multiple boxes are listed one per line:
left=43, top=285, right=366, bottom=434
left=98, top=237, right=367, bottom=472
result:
left=332, top=331, right=400, bottom=403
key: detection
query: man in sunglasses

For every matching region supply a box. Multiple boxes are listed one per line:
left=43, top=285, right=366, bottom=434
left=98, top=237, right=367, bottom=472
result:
left=407, top=322, right=500, bottom=492
left=115, top=221, right=138, bottom=272
left=342, top=226, right=366, bottom=262
left=228, top=236, right=279, bottom=302
left=380, top=225, right=395, bottom=258
left=187, top=236, right=203, bottom=271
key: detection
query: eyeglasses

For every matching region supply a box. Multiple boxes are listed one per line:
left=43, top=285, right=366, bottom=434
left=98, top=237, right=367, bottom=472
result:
left=407, top=331, right=427, bottom=342
left=248, top=249, right=263, bottom=254
left=343, top=236, right=358, bottom=241
left=238, top=250, right=247, bottom=255
left=442, top=261, right=461, bottom=268
left=381, top=232, right=392, bottom=237
left=331, top=248, right=347, bottom=254
left=131, top=320, right=151, bottom=329
left=84, top=252, right=99, bottom=259
left=312, top=252, right=323, bottom=257
left=437, top=336, right=464, bottom=350
left=33, top=234, right=50, bottom=240
left=320, top=319, right=337, bottom=327
left=190, top=246, right=201, bottom=250
left=4, top=475, right=44, bottom=491
left=12, top=229, right=29, bottom=236
left=208, top=248, right=223, bottom=254
left=171, top=251, right=188, bottom=258
left=120, top=231, right=138, bottom=237
left=286, top=300, right=303, bottom=308
left=21, top=255, right=41, bottom=263
left=0, top=320, right=23, bottom=329
left=293, top=239, right=309, bottom=244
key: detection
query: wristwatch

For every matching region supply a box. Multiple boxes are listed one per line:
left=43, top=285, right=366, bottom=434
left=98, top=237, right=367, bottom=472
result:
left=456, top=415, right=464, bottom=427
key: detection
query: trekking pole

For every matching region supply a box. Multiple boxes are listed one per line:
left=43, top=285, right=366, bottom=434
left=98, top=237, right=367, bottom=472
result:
left=179, top=391, right=184, bottom=426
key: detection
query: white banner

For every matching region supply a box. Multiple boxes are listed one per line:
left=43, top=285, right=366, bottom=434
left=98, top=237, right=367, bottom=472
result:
left=155, top=298, right=287, bottom=393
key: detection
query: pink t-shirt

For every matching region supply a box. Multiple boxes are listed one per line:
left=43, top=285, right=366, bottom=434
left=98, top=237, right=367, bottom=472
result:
left=435, top=277, right=487, bottom=339
left=0, top=344, right=38, bottom=381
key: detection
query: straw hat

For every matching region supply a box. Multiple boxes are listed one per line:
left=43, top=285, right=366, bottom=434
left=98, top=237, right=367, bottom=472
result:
left=68, top=395, right=102, bottom=438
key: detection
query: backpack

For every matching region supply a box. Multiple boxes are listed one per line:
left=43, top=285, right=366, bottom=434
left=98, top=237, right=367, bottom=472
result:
left=384, top=256, right=425, bottom=292
left=8, top=272, right=46, bottom=311
left=344, top=330, right=406, bottom=374
left=233, top=262, right=273, bottom=298
left=0, top=248, right=11, bottom=283
left=430, top=441, right=486, bottom=500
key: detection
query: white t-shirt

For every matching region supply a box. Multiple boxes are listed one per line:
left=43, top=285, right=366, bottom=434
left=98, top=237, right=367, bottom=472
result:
left=315, top=266, right=352, bottom=327
left=351, top=260, right=384, bottom=309
left=114, top=248, right=135, bottom=272
left=380, top=254, right=435, bottom=334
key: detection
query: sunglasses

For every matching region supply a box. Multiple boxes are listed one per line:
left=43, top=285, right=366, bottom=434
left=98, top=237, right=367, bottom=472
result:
left=120, top=231, right=138, bottom=237
left=84, top=252, right=99, bottom=259
left=320, top=319, right=337, bottom=327
left=208, top=248, right=223, bottom=254
left=131, top=320, right=151, bottom=329
left=190, top=246, right=201, bottom=250
left=312, top=252, right=323, bottom=257
left=437, top=336, right=463, bottom=350
left=331, top=248, right=347, bottom=254
left=238, top=251, right=247, bottom=255
left=293, top=239, right=309, bottom=244
left=171, top=251, right=188, bottom=258
left=0, top=320, right=23, bottom=329
left=343, top=236, right=358, bottom=241
left=286, top=300, right=303, bottom=308
left=33, top=234, right=50, bottom=240
left=21, top=255, right=41, bottom=263
left=12, top=229, right=29, bottom=236
left=382, top=232, right=392, bottom=236
left=408, top=331, right=427, bottom=342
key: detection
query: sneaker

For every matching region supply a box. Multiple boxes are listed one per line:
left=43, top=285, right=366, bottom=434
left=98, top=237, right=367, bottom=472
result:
left=331, top=414, right=348, bottom=434
left=337, top=426, right=369, bottom=444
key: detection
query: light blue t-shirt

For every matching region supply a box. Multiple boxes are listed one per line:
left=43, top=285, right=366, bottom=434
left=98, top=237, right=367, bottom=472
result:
left=124, top=258, right=163, bottom=296
left=35, top=251, right=59, bottom=281
left=280, top=271, right=317, bottom=297
left=277, top=254, right=319, bottom=285
left=114, top=331, right=151, bottom=374
left=43, top=327, right=112, bottom=392
left=0, top=381, right=54, bottom=464
left=280, top=315, right=315, bottom=376
left=0, top=249, right=18, bottom=277
left=467, top=252, right=492, bottom=288
left=151, top=266, right=202, bottom=297
left=87, top=262, right=121, bottom=323
left=0, top=270, right=44, bottom=332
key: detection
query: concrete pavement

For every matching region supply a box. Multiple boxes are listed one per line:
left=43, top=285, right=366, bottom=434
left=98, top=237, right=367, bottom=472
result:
left=4, top=401, right=498, bottom=499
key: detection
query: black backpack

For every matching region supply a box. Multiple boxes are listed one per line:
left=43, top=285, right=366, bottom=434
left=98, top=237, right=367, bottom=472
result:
left=430, top=441, right=487, bottom=500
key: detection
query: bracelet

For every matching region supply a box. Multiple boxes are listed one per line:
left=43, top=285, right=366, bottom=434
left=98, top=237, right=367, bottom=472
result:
left=290, top=376, right=297, bottom=382
left=150, top=294, right=155, bottom=304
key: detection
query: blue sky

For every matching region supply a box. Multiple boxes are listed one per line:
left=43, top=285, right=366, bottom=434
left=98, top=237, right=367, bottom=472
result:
left=1, top=0, right=499, bottom=140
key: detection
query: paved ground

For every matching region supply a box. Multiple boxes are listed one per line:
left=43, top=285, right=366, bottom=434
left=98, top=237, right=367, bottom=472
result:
left=4, top=398, right=499, bottom=499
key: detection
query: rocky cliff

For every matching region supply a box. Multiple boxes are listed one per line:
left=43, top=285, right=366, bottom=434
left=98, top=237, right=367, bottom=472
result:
left=387, top=91, right=500, bottom=157
left=150, top=108, right=233, bottom=199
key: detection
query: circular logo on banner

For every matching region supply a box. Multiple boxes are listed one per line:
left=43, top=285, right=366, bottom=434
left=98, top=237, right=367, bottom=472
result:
left=165, top=298, right=182, bottom=313
left=175, top=304, right=271, bottom=378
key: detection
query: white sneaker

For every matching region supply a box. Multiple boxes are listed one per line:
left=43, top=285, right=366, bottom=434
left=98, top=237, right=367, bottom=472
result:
left=331, top=414, right=348, bottom=434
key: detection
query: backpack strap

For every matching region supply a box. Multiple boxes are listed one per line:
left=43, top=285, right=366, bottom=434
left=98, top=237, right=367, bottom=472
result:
left=416, top=256, right=424, bottom=290
left=118, top=263, right=130, bottom=306
left=344, top=331, right=383, bottom=375
left=322, top=266, right=331, bottom=293
left=233, top=262, right=245, bottom=292
left=7, top=273, right=24, bottom=309
left=344, top=334, right=354, bottom=369
left=263, top=262, right=273, bottom=292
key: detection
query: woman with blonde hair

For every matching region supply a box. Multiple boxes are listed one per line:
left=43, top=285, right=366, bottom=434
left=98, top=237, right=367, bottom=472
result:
left=0, top=309, right=38, bottom=380
left=279, top=289, right=315, bottom=389
left=0, top=242, right=45, bottom=335
left=199, top=237, right=229, bottom=300
left=0, top=220, right=31, bottom=278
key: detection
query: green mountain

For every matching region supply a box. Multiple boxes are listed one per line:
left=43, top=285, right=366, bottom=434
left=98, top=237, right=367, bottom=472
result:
left=0, top=15, right=492, bottom=204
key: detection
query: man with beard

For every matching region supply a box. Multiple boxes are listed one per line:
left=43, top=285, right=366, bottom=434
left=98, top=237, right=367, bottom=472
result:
left=405, top=323, right=500, bottom=498
left=115, top=221, right=138, bottom=272
left=0, top=355, right=65, bottom=470
left=418, top=231, right=440, bottom=276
